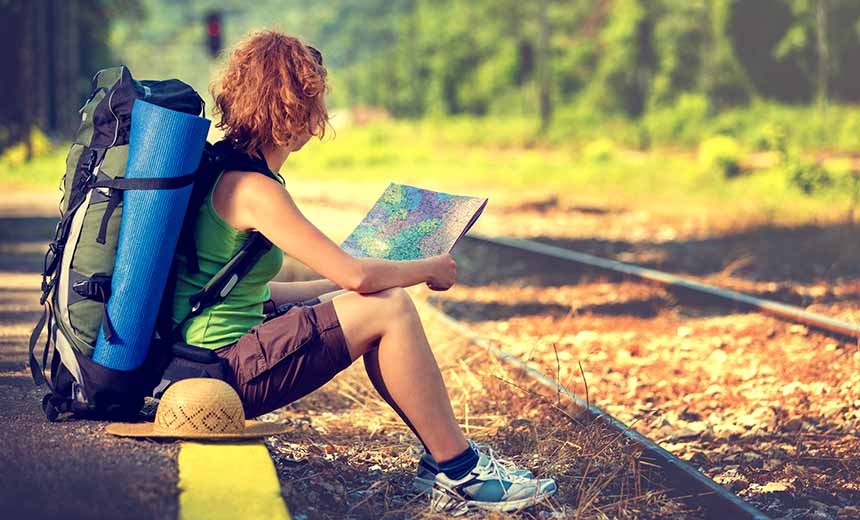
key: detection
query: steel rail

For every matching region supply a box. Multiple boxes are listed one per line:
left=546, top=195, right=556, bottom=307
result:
left=466, top=233, right=860, bottom=340
left=420, top=302, right=769, bottom=520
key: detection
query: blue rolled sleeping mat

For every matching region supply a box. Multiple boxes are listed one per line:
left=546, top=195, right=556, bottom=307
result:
left=93, top=99, right=210, bottom=371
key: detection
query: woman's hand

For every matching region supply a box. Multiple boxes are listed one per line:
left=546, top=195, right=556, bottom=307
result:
left=425, top=253, right=456, bottom=291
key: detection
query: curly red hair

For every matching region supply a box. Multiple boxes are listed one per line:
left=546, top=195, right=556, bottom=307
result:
left=210, top=29, right=329, bottom=159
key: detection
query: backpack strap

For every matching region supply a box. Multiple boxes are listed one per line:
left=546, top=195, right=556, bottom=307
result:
left=28, top=307, right=50, bottom=386
left=171, top=231, right=273, bottom=337
left=93, top=173, right=197, bottom=245
left=172, top=140, right=282, bottom=275
left=92, top=175, right=197, bottom=191
left=28, top=301, right=64, bottom=407
left=175, top=142, right=221, bottom=274
left=162, top=139, right=282, bottom=342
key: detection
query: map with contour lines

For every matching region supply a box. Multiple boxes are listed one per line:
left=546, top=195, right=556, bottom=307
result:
left=340, top=183, right=488, bottom=260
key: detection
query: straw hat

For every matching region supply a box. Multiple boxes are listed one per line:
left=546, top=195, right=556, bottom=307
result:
left=106, top=378, right=290, bottom=439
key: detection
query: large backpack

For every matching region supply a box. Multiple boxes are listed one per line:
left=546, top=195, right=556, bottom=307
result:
left=29, top=65, right=280, bottom=421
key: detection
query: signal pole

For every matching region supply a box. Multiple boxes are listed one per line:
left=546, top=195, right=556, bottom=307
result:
left=205, top=10, right=222, bottom=58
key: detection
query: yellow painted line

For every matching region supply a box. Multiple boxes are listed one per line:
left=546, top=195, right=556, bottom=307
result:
left=178, top=441, right=291, bottom=520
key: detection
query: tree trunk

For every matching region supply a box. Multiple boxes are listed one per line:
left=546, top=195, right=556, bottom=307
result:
left=537, top=0, right=552, bottom=133
left=816, top=0, right=831, bottom=109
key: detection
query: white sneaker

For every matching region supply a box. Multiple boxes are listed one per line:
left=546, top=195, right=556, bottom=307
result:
left=413, top=441, right=534, bottom=493
left=430, top=443, right=557, bottom=516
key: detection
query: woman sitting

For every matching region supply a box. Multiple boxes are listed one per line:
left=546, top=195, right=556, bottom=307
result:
left=172, top=28, right=557, bottom=515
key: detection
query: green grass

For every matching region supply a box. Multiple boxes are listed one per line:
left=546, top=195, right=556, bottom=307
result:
left=4, top=117, right=858, bottom=225
left=288, top=118, right=857, bottom=224
left=0, top=144, right=68, bottom=191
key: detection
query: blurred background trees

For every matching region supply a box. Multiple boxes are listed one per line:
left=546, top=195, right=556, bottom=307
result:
left=4, top=0, right=860, bottom=222
left=1, top=0, right=143, bottom=157
left=285, top=0, right=860, bottom=118
left=7, top=0, right=860, bottom=143
left=3, top=0, right=860, bottom=186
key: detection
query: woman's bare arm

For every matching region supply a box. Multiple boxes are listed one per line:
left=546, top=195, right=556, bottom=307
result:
left=213, top=171, right=456, bottom=293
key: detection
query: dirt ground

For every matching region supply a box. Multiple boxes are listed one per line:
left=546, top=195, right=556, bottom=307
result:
left=264, top=299, right=695, bottom=519
left=4, top=184, right=859, bottom=519
left=290, top=184, right=860, bottom=519
left=0, top=191, right=691, bottom=519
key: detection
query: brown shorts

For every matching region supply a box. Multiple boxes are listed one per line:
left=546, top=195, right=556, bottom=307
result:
left=213, top=300, right=353, bottom=418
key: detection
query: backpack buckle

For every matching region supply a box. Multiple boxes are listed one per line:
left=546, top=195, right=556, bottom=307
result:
left=81, top=148, right=103, bottom=173
left=71, top=382, right=88, bottom=405
left=43, top=241, right=64, bottom=277
left=72, top=273, right=112, bottom=302
left=39, top=278, right=57, bottom=304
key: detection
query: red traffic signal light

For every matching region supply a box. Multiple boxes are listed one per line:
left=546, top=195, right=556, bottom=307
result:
left=207, top=18, right=220, bottom=37
left=205, top=11, right=222, bottom=57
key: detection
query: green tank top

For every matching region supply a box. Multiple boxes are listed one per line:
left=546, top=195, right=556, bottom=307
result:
left=171, top=171, right=284, bottom=349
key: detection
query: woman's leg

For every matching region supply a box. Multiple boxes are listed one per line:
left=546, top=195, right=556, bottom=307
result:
left=321, top=288, right=430, bottom=449
left=362, top=346, right=428, bottom=449
left=331, top=287, right=469, bottom=462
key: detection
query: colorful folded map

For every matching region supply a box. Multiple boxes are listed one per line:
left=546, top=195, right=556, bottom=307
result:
left=340, top=183, right=488, bottom=260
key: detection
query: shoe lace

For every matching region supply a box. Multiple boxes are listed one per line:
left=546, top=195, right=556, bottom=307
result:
left=469, top=441, right=531, bottom=497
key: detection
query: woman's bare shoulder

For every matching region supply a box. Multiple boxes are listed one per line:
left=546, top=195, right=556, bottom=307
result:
left=212, top=170, right=291, bottom=231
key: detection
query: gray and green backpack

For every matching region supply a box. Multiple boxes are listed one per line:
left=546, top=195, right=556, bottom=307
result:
left=29, top=65, right=280, bottom=421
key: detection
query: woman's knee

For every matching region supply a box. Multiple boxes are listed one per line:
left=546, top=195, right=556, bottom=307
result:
left=332, top=288, right=416, bottom=343
left=377, top=287, right=416, bottom=319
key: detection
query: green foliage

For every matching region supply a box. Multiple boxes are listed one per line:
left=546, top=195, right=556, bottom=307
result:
left=582, top=138, right=617, bottom=164
left=787, top=159, right=832, bottom=195
left=0, top=139, right=67, bottom=190
left=45, top=0, right=856, bottom=206
left=6, top=118, right=856, bottom=225
left=284, top=118, right=856, bottom=222
left=643, top=94, right=711, bottom=144
left=0, top=128, right=53, bottom=168
left=584, top=0, right=654, bottom=117
left=753, top=122, right=789, bottom=152
left=772, top=0, right=860, bottom=102
left=699, top=135, right=743, bottom=178
left=648, top=1, right=705, bottom=107
left=106, top=0, right=860, bottom=123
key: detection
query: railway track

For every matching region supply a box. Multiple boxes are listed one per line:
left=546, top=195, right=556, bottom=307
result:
left=466, top=233, right=860, bottom=342
left=433, top=232, right=860, bottom=518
